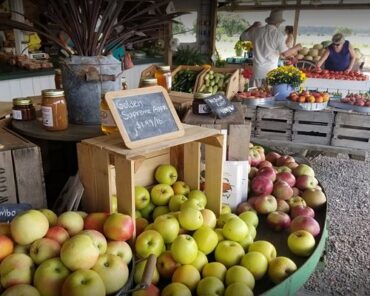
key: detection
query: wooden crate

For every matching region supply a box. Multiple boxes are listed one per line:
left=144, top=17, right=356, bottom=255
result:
left=171, top=65, right=207, bottom=99
left=0, top=128, right=46, bottom=208
left=332, top=112, right=370, bottom=149
left=243, top=105, right=256, bottom=137
left=77, top=125, right=225, bottom=236
left=255, top=107, right=293, bottom=141
left=292, top=110, right=334, bottom=145
left=169, top=93, right=193, bottom=121
left=196, top=67, right=239, bottom=99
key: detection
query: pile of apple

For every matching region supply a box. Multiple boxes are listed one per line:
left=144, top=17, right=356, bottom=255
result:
left=237, top=87, right=273, bottom=100
left=0, top=209, right=134, bottom=296
left=288, top=90, right=329, bottom=103
left=340, top=92, right=370, bottom=107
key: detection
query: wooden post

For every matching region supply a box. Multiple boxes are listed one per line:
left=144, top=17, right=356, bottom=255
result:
left=293, top=0, right=301, bottom=46
left=209, top=0, right=218, bottom=56
left=165, top=23, right=172, bottom=66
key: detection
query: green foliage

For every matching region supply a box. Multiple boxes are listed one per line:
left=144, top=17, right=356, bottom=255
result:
left=217, top=13, right=249, bottom=38
left=173, top=21, right=187, bottom=35
left=335, top=27, right=353, bottom=37
left=173, top=46, right=208, bottom=66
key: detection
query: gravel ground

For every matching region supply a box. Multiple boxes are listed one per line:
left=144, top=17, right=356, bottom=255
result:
left=301, top=154, right=370, bottom=296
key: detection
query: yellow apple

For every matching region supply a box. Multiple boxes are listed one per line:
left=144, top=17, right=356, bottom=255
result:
left=172, top=264, right=200, bottom=291
left=202, top=262, right=227, bottom=281
left=62, top=269, right=105, bottom=296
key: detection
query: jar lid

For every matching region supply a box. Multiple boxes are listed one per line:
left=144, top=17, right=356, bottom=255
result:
left=194, top=92, right=212, bottom=99
left=13, top=98, right=32, bottom=106
left=55, top=68, right=62, bottom=74
left=157, top=65, right=171, bottom=72
left=42, top=89, right=65, bottom=97
left=141, top=78, right=158, bottom=84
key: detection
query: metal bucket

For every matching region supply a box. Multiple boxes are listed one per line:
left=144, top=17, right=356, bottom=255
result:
left=61, top=55, right=123, bottom=125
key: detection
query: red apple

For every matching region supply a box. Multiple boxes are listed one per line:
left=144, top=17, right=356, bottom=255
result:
left=136, top=217, right=149, bottom=236
left=272, top=180, right=294, bottom=200
left=45, top=226, right=70, bottom=245
left=156, top=251, right=180, bottom=279
left=249, top=149, right=263, bottom=167
left=290, top=205, right=315, bottom=219
left=251, top=176, right=273, bottom=196
left=236, top=202, right=254, bottom=214
left=266, top=211, right=291, bottom=231
left=103, top=213, right=134, bottom=241
left=276, top=199, right=290, bottom=213
left=254, top=195, right=277, bottom=214
left=256, top=167, right=276, bottom=182
left=286, top=162, right=299, bottom=170
left=246, top=196, right=259, bottom=208
left=132, top=284, right=160, bottom=296
left=292, top=187, right=300, bottom=196
left=265, top=152, right=281, bottom=165
left=290, top=216, right=320, bottom=237
left=276, top=172, right=296, bottom=187
left=295, top=176, right=318, bottom=190
left=84, top=212, right=109, bottom=233
left=258, top=160, right=273, bottom=169
left=276, top=156, right=295, bottom=167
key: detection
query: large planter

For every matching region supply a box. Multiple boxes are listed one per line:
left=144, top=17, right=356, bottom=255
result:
left=61, top=55, right=123, bottom=125
left=272, top=83, right=295, bottom=101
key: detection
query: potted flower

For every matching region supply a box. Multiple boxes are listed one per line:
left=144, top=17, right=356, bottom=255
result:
left=266, top=66, right=306, bottom=101
left=234, top=41, right=244, bottom=57
left=1, top=1, right=182, bottom=124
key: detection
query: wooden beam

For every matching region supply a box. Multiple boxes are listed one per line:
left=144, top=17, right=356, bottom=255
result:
left=209, top=0, right=218, bottom=55
left=219, top=3, right=370, bottom=11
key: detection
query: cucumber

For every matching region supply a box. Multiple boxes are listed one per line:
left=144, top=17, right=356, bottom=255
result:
left=210, top=80, right=215, bottom=86
left=213, top=85, right=218, bottom=93
left=204, top=74, right=210, bottom=81
left=218, top=80, right=224, bottom=88
left=207, top=86, right=213, bottom=93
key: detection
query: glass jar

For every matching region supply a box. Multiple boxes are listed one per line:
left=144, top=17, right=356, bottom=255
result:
left=12, top=97, right=36, bottom=121
left=41, top=89, right=68, bottom=131
left=100, top=93, right=118, bottom=135
left=140, top=78, right=158, bottom=88
left=155, top=65, right=172, bottom=91
left=54, top=69, right=63, bottom=89
left=121, top=77, right=128, bottom=90
left=192, top=92, right=212, bottom=115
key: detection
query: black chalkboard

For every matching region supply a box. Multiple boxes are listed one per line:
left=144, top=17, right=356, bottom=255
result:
left=0, top=203, right=32, bottom=222
left=106, top=86, right=184, bottom=148
left=204, top=93, right=237, bottom=119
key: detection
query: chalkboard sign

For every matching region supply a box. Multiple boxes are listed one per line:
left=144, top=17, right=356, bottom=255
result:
left=0, top=203, right=32, bottom=223
left=106, top=86, right=184, bottom=148
left=204, top=93, right=237, bottom=119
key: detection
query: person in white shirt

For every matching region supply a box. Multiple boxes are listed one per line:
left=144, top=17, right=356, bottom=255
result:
left=240, top=9, right=302, bottom=87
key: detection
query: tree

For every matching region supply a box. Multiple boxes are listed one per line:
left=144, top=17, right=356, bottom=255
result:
left=335, top=27, right=353, bottom=37
left=173, top=21, right=187, bottom=35
left=217, top=13, right=249, bottom=38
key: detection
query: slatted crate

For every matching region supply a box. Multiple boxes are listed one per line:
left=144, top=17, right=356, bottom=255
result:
left=255, top=107, right=293, bottom=141
left=243, top=106, right=256, bottom=137
left=292, top=110, right=334, bottom=145
left=332, top=112, right=370, bottom=150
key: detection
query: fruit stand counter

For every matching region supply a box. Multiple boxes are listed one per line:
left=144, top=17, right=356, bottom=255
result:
left=246, top=105, right=370, bottom=159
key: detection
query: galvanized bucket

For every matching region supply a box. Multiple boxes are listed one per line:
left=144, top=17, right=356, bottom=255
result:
left=61, top=55, right=123, bottom=125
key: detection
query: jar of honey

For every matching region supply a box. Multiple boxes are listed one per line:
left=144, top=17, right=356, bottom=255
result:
left=155, top=65, right=172, bottom=91
left=100, top=93, right=118, bottom=135
left=140, top=78, right=158, bottom=88
left=12, top=97, right=36, bottom=121
left=41, top=89, right=68, bottom=131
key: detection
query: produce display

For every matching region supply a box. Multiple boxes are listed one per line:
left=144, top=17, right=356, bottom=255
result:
left=295, top=43, right=325, bottom=62
left=0, top=151, right=326, bottom=295
left=302, top=68, right=368, bottom=81
left=288, top=90, right=330, bottom=103
left=340, top=93, right=370, bottom=107
left=172, top=70, right=200, bottom=93
left=198, top=70, right=232, bottom=95
left=236, top=87, right=273, bottom=100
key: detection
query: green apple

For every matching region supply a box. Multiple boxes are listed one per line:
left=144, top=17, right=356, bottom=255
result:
left=225, top=265, right=255, bottom=289
left=153, top=214, right=180, bottom=243
left=155, top=164, right=178, bottom=185
left=178, top=207, right=203, bottom=231
left=214, top=228, right=225, bottom=242
left=39, top=209, right=58, bottom=226
left=201, top=209, right=217, bottom=228
left=238, top=233, right=254, bottom=251
left=135, top=210, right=142, bottom=218
left=248, top=240, right=277, bottom=262
left=221, top=203, right=232, bottom=214
left=156, top=250, right=179, bottom=279
left=180, top=198, right=205, bottom=211
left=225, top=282, right=254, bottom=296
left=106, top=241, right=132, bottom=264
left=135, top=230, right=164, bottom=259
left=268, top=256, right=297, bottom=284
left=192, top=226, right=218, bottom=255
left=93, top=254, right=128, bottom=294
left=247, top=223, right=257, bottom=240
left=151, top=184, right=174, bottom=206
left=214, top=240, right=245, bottom=267
left=1, top=285, right=40, bottom=296
left=57, top=211, right=84, bottom=236
left=172, top=181, right=190, bottom=196
left=34, top=258, right=70, bottom=296
left=30, top=238, right=61, bottom=265
left=10, top=209, right=49, bottom=245
left=287, top=230, right=316, bottom=256
left=293, top=164, right=315, bottom=177
left=61, top=269, right=105, bottom=296
left=169, top=194, right=188, bottom=212
left=287, top=196, right=307, bottom=208
left=80, top=229, right=107, bottom=255
left=216, top=213, right=237, bottom=228
left=13, top=244, right=31, bottom=254
left=239, top=211, right=259, bottom=227
left=134, top=259, right=160, bottom=285
left=135, top=186, right=151, bottom=210
left=222, top=217, right=249, bottom=242
left=161, top=282, right=191, bottom=296
left=190, top=251, right=208, bottom=271
left=152, top=206, right=170, bottom=220
left=240, top=251, right=268, bottom=280
left=202, top=262, right=227, bottom=281
left=0, top=254, right=34, bottom=288
left=60, top=234, right=99, bottom=271
left=187, top=190, right=207, bottom=208
left=171, top=234, right=198, bottom=264
left=172, top=264, right=200, bottom=291
left=196, top=276, right=224, bottom=296
left=140, top=202, right=156, bottom=220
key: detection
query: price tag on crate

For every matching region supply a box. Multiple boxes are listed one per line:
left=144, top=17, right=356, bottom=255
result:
left=204, top=93, right=237, bottom=119
left=105, top=86, right=184, bottom=149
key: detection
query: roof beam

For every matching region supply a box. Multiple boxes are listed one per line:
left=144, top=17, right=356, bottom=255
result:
left=219, top=3, right=370, bottom=11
